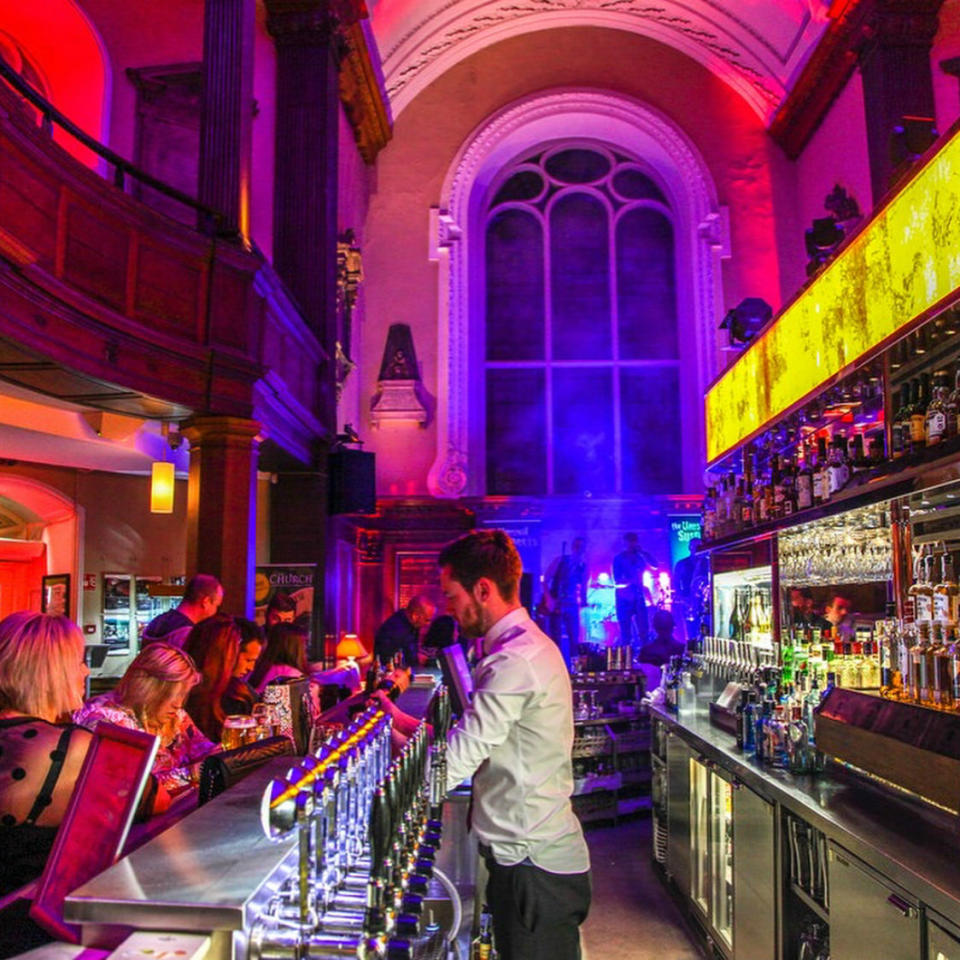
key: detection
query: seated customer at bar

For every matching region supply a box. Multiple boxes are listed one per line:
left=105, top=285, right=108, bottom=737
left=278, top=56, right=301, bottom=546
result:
left=74, top=643, right=215, bottom=802
left=221, top=618, right=263, bottom=716
left=0, top=612, right=92, bottom=903
left=182, top=615, right=242, bottom=742
left=250, top=622, right=310, bottom=693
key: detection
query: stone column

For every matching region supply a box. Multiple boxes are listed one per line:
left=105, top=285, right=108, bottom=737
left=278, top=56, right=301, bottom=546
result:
left=181, top=416, right=261, bottom=616
left=859, top=0, right=943, bottom=204
left=198, top=0, right=255, bottom=237
left=266, top=0, right=364, bottom=430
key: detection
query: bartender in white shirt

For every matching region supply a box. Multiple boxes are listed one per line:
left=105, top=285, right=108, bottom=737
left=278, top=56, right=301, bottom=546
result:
left=438, top=529, right=590, bottom=960
left=373, top=529, right=591, bottom=957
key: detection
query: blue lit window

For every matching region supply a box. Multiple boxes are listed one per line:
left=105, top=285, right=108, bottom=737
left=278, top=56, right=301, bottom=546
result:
left=484, top=145, right=680, bottom=496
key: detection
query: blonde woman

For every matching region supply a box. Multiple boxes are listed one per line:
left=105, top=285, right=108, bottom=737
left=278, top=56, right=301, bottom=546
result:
left=74, top=643, right=215, bottom=800
left=0, top=613, right=92, bottom=919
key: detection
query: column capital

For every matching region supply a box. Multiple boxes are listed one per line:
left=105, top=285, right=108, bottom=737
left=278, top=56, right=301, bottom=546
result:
left=864, top=0, right=943, bottom=47
left=181, top=415, right=262, bottom=446
left=265, top=0, right=366, bottom=45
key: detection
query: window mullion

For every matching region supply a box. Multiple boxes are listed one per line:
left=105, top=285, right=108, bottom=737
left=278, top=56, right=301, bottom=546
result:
left=610, top=195, right=623, bottom=494
left=544, top=192, right=554, bottom=496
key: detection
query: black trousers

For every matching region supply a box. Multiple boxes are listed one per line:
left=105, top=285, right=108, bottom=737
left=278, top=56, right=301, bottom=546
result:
left=483, top=852, right=591, bottom=960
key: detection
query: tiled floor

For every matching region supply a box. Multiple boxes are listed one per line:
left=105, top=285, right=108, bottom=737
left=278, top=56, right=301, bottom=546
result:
left=581, top=816, right=705, bottom=960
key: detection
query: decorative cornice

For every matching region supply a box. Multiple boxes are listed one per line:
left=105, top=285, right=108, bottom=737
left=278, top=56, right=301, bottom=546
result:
left=770, top=0, right=943, bottom=159
left=340, top=20, right=392, bottom=163
left=377, top=0, right=832, bottom=123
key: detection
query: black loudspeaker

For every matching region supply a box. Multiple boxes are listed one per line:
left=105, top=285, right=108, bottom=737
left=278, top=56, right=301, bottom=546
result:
left=329, top=449, right=376, bottom=515
left=520, top=571, right=533, bottom=614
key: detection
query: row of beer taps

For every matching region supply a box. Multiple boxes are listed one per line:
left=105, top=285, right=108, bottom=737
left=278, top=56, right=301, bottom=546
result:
left=250, top=685, right=453, bottom=960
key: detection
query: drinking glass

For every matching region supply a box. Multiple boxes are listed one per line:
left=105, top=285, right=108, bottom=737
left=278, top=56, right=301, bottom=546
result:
left=221, top=714, right=257, bottom=750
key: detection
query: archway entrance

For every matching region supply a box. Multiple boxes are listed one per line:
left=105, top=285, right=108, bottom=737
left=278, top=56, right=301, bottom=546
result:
left=0, top=476, right=80, bottom=620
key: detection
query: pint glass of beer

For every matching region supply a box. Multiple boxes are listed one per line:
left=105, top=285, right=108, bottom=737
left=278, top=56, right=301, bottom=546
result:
left=221, top=714, right=256, bottom=750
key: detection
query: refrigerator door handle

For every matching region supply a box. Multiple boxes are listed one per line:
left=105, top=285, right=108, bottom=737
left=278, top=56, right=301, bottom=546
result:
left=886, top=893, right=917, bottom=918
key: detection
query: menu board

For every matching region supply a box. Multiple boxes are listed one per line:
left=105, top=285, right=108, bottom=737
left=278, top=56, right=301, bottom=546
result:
left=396, top=552, right=442, bottom=610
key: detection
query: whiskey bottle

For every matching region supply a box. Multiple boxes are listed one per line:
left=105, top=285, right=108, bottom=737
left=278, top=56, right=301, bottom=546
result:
left=909, top=544, right=935, bottom=624
left=934, top=547, right=959, bottom=626
left=911, top=373, right=931, bottom=453
left=890, top=388, right=905, bottom=459
left=827, top=435, right=849, bottom=496
left=926, top=370, right=950, bottom=447
left=931, top=622, right=954, bottom=709
left=796, top=445, right=813, bottom=510
left=946, top=365, right=960, bottom=439
left=781, top=458, right=797, bottom=516
left=813, top=437, right=829, bottom=505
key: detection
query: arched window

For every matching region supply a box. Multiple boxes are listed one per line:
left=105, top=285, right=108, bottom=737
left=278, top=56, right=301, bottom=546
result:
left=484, top=144, right=681, bottom=496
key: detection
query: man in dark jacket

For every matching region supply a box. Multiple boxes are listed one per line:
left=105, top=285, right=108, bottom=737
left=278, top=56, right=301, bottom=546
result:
left=373, top=595, right=435, bottom=667
left=142, top=574, right=223, bottom=648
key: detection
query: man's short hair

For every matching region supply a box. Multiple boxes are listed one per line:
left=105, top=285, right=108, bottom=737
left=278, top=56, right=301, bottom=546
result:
left=624, top=532, right=638, bottom=545
left=183, top=574, right=222, bottom=605
left=438, top=529, right=522, bottom=603
left=267, top=591, right=297, bottom=615
left=406, top=594, right=435, bottom=616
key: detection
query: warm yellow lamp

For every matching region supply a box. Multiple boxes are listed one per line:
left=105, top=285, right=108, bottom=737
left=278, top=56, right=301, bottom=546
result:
left=335, top=634, right=365, bottom=671
left=150, top=461, right=175, bottom=514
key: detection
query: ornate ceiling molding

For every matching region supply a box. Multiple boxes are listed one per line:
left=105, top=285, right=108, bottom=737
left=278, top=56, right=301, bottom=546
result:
left=373, top=0, right=832, bottom=122
left=340, top=19, right=393, bottom=163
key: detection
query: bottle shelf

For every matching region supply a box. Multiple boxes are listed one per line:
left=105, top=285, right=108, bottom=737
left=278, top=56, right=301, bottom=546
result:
left=701, top=434, right=960, bottom=555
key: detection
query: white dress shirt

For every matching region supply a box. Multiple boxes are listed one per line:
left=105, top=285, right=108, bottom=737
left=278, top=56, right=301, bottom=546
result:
left=445, top=607, right=589, bottom=874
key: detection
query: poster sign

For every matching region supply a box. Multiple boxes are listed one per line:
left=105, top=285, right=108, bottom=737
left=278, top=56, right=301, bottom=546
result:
left=254, top=564, right=317, bottom=641
left=42, top=574, right=70, bottom=617
left=668, top=516, right=702, bottom=572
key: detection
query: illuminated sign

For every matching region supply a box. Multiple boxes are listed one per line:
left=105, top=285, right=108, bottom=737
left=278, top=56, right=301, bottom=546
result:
left=706, top=124, right=960, bottom=463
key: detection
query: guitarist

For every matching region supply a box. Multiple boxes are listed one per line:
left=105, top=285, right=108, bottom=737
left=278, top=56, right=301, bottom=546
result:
left=542, top=537, right=588, bottom=667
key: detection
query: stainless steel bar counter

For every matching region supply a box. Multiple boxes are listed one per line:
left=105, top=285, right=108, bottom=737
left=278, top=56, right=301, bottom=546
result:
left=650, top=697, right=960, bottom=959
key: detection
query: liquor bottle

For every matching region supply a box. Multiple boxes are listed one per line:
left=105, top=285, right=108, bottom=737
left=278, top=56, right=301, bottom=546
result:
left=849, top=434, right=868, bottom=479
left=796, top=445, right=813, bottom=510
left=897, top=380, right=917, bottom=457
left=703, top=486, right=717, bottom=540
left=899, top=626, right=916, bottom=702
left=781, top=458, right=797, bottom=516
left=878, top=622, right=902, bottom=698
left=926, top=370, right=950, bottom=447
left=860, top=640, right=880, bottom=689
left=735, top=689, right=747, bottom=749
left=867, top=432, right=884, bottom=465
left=946, top=365, right=960, bottom=439
left=728, top=590, right=741, bottom=641
left=891, top=388, right=905, bottom=459
left=802, top=676, right=821, bottom=744
left=910, top=373, right=930, bottom=454
left=827, top=434, right=848, bottom=496
left=813, top=437, right=829, bottom=505
left=473, top=908, right=493, bottom=960
left=770, top=455, right=784, bottom=520
left=934, top=547, right=959, bottom=626
left=743, top=692, right=758, bottom=753
left=910, top=624, right=931, bottom=705
left=730, top=480, right=744, bottom=533
left=787, top=706, right=811, bottom=774
left=909, top=544, right=934, bottom=623
left=931, top=623, right=953, bottom=709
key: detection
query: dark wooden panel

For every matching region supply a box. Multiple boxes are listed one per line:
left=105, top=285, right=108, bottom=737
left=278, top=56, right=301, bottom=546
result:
left=63, top=201, right=128, bottom=311
left=134, top=241, right=202, bottom=336
left=0, top=148, right=58, bottom=266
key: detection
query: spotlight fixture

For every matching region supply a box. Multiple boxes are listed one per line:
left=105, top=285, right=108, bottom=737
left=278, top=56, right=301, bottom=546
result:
left=720, top=297, right=772, bottom=348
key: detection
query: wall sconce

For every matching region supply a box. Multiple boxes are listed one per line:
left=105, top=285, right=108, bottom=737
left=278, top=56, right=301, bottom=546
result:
left=150, top=461, right=175, bottom=514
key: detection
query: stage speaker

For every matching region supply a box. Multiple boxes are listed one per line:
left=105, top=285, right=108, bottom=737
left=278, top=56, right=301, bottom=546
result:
left=520, top=571, right=533, bottom=614
left=329, top=449, right=376, bottom=515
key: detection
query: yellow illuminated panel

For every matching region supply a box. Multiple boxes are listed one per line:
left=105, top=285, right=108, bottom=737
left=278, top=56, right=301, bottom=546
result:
left=706, top=125, right=960, bottom=463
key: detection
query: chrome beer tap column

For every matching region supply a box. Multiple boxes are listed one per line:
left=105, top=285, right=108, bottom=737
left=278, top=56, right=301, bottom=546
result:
left=251, top=688, right=449, bottom=960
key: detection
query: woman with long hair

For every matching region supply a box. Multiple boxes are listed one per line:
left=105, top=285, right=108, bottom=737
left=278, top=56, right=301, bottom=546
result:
left=221, top=618, right=263, bottom=716
left=249, top=622, right=308, bottom=693
left=0, top=612, right=92, bottom=905
left=0, top=610, right=90, bottom=957
left=74, top=643, right=214, bottom=797
left=182, top=614, right=241, bottom=742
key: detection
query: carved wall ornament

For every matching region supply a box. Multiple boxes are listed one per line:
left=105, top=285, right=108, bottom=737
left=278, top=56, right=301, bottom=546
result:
left=370, top=323, right=428, bottom=427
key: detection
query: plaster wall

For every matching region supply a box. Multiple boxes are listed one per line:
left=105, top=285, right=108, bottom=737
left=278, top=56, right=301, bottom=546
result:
left=794, top=71, right=872, bottom=259
left=361, top=26, right=798, bottom=496
left=933, top=0, right=960, bottom=139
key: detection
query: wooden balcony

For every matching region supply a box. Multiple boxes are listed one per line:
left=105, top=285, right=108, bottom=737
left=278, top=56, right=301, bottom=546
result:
left=0, top=81, right=327, bottom=459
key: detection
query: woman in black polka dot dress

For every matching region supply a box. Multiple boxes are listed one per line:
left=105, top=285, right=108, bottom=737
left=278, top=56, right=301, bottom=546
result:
left=0, top=611, right=92, bottom=956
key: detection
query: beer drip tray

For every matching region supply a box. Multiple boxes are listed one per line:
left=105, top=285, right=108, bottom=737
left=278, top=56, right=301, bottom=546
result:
left=816, top=687, right=960, bottom=812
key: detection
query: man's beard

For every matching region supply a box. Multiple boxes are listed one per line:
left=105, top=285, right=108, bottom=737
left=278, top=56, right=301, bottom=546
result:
left=457, top=597, right=486, bottom=639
